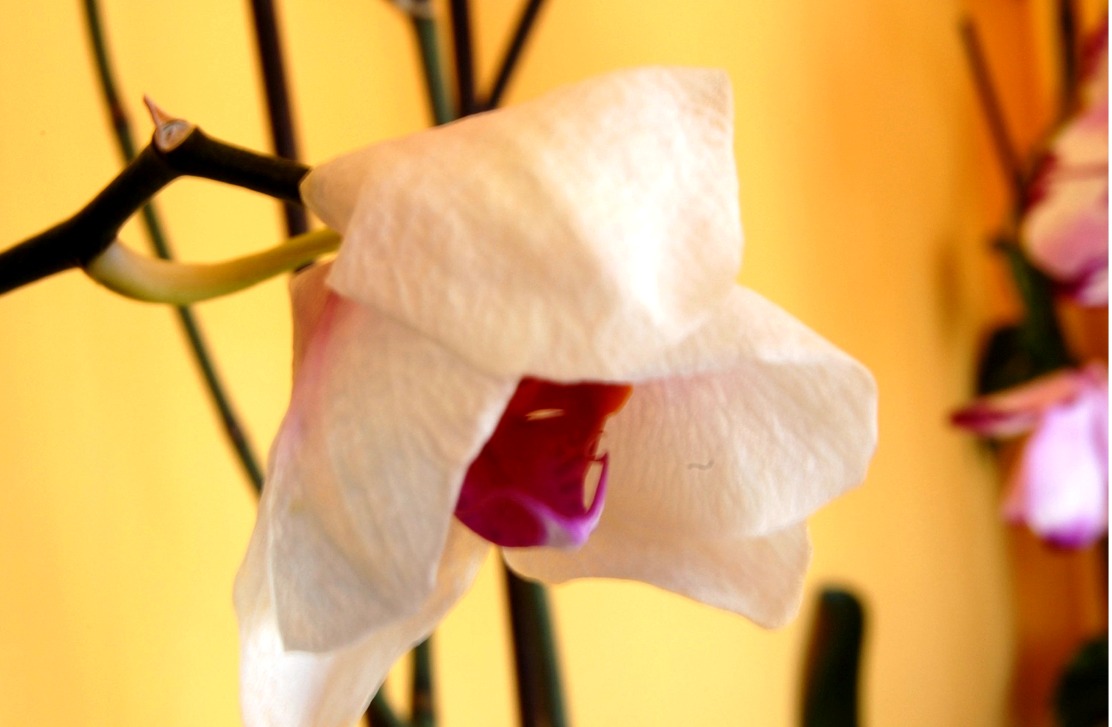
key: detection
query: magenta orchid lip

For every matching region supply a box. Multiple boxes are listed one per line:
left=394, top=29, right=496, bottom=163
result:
left=455, top=378, right=631, bottom=549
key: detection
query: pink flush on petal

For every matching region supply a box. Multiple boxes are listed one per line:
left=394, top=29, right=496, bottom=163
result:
left=455, top=377, right=632, bottom=548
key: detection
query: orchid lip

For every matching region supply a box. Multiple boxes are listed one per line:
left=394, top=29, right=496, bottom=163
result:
left=456, top=453, right=611, bottom=549
left=454, top=378, right=632, bottom=549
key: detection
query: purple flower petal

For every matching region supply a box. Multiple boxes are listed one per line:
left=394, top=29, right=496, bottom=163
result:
left=951, top=365, right=1105, bottom=437
left=1022, top=34, right=1109, bottom=306
left=1003, top=381, right=1109, bottom=548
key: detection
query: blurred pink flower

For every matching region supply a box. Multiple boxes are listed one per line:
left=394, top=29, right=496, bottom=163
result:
left=233, top=68, right=879, bottom=727
left=1022, top=24, right=1108, bottom=306
left=952, top=364, right=1108, bottom=547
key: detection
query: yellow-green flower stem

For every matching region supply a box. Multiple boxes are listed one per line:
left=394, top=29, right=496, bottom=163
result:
left=86, top=229, right=340, bottom=304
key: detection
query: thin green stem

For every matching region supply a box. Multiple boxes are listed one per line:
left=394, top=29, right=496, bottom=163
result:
left=83, top=0, right=139, bottom=162
left=411, top=638, right=435, bottom=727
left=412, top=14, right=456, bottom=126
left=996, top=239, right=1074, bottom=372
left=504, top=570, right=568, bottom=727
left=368, top=691, right=408, bottom=727
left=449, top=0, right=477, bottom=116
left=483, top=0, right=548, bottom=109
left=178, top=308, right=266, bottom=491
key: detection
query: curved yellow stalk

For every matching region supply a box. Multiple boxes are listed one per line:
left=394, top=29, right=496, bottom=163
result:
left=85, top=229, right=341, bottom=305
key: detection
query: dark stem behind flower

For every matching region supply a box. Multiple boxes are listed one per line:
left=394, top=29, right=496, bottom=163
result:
left=411, top=14, right=456, bottom=126
left=368, top=693, right=407, bottom=727
left=959, top=18, right=1027, bottom=207
left=411, top=638, right=435, bottom=727
left=801, top=588, right=866, bottom=727
left=505, top=570, right=569, bottom=727
left=1056, top=0, right=1080, bottom=119
left=482, top=0, right=548, bottom=110
left=995, top=240, right=1075, bottom=372
left=248, top=0, right=310, bottom=237
left=449, top=0, right=477, bottom=116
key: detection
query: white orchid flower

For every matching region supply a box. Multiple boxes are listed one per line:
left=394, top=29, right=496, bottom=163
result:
left=234, top=67, right=878, bottom=727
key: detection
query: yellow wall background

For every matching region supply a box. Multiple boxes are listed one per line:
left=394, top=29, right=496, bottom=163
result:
left=0, top=1, right=1100, bottom=726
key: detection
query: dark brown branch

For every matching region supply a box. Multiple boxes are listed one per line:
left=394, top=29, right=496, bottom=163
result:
left=449, top=0, right=477, bottom=116
left=483, top=0, right=548, bottom=109
left=0, top=129, right=308, bottom=296
left=959, top=18, right=1027, bottom=204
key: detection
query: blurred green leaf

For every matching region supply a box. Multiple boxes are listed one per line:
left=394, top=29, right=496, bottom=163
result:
left=801, top=588, right=866, bottom=727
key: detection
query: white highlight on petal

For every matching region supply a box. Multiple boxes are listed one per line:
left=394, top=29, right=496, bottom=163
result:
left=524, top=408, right=565, bottom=421
left=302, top=67, right=743, bottom=381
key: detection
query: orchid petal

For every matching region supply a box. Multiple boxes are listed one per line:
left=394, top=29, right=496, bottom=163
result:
left=505, top=522, right=812, bottom=628
left=1024, top=172, right=1108, bottom=305
left=596, top=286, right=876, bottom=538
left=1023, top=94, right=1109, bottom=305
left=302, top=67, right=743, bottom=380
left=236, top=517, right=488, bottom=727
left=258, top=263, right=515, bottom=652
left=1003, top=383, right=1109, bottom=547
left=1080, top=20, right=1109, bottom=106
left=951, top=364, right=1106, bottom=437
